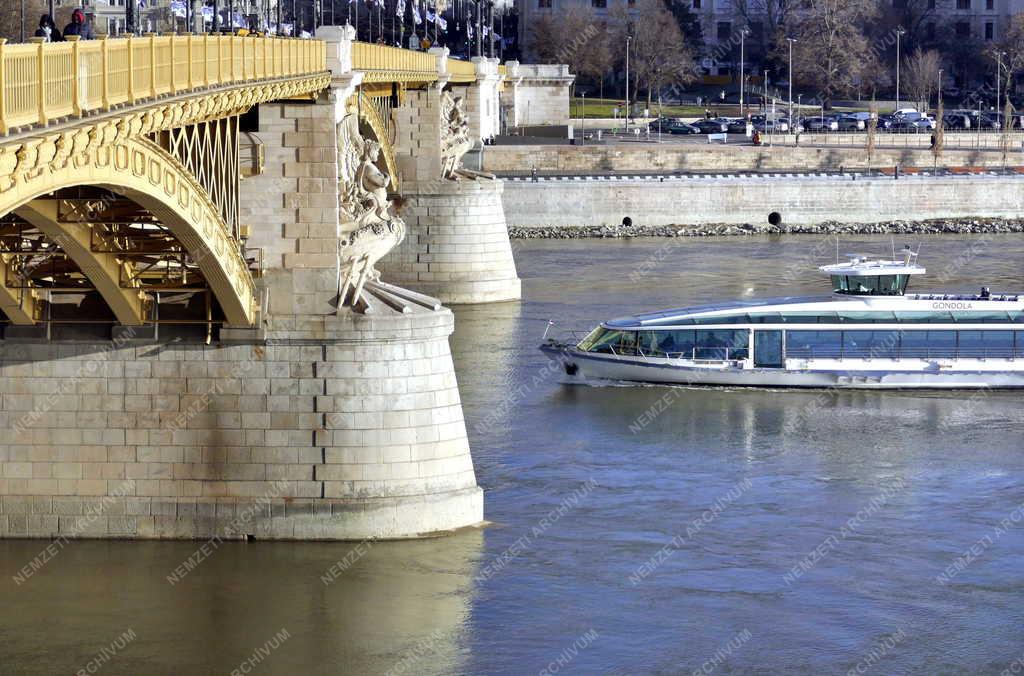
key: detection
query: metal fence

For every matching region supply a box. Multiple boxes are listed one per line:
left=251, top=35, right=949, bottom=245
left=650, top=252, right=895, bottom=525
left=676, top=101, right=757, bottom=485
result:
left=0, top=34, right=327, bottom=134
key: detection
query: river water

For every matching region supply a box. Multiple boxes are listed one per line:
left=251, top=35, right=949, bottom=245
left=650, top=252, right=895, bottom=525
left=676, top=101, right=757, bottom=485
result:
left=1, top=234, right=1023, bottom=675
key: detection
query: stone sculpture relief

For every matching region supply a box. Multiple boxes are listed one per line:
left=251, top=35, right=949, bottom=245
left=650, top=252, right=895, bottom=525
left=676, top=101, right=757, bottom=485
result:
left=336, top=104, right=406, bottom=309
left=440, top=90, right=493, bottom=180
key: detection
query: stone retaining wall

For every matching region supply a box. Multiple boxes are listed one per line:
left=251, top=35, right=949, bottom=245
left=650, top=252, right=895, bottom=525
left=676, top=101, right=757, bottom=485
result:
left=483, top=143, right=1019, bottom=174
left=501, top=174, right=1024, bottom=228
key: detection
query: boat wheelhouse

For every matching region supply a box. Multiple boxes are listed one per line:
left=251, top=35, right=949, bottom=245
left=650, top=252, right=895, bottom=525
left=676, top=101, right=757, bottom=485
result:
left=541, top=249, right=1024, bottom=389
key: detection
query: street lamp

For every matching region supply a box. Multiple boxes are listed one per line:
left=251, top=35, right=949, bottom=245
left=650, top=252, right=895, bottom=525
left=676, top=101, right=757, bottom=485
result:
left=739, top=27, right=749, bottom=116
left=787, top=37, right=797, bottom=125
left=995, top=50, right=1006, bottom=112
left=895, top=27, right=905, bottom=111
left=625, top=35, right=631, bottom=133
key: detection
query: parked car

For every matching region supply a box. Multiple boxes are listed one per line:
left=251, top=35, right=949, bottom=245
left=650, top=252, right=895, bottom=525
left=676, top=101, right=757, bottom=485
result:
left=835, top=115, right=865, bottom=131
left=982, top=112, right=1020, bottom=129
left=693, top=119, right=728, bottom=134
left=877, top=114, right=896, bottom=130
left=726, top=119, right=749, bottom=134
left=804, top=116, right=839, bottom=131
left=779, top=117, right=804, bottom=133
left=889, top=118, right=933, bottom=132
left=942, top=113, right=972, bottom=130
left=666, top=121, right=700, bottom=134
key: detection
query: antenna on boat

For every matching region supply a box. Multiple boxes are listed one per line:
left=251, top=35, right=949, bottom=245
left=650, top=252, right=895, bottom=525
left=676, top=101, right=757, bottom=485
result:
left=891, top=236, right=896, bottom=261
left=543, top=320, right=555, bottom=340
left=835, top=236, right=840, bottom=264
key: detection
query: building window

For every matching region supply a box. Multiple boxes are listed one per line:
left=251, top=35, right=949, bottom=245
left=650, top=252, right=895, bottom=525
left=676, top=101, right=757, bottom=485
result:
left=956, top=0, right=970, bottom=8
left=985, top=21, right=994, bottom=39
left=591, top=0, right=606, bottom=7
left=986, top=0, right=994, bottom=8
left=893, top=0, right=907, bottom=8
left=693, top=0, right=701, bottom=7
left=628, top=0, right=636, bottom=5
left=955, top=21, right=970, bottom=36
left=928, top=0, right=935, bottom=7
left=538, top=0, right=552, bottom=7
left=717, top=21, right=731, bottom=41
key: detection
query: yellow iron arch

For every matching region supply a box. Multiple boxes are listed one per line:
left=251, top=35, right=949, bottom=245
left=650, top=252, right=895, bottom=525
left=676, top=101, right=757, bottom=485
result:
left=0, top=136, right=256, bottom=327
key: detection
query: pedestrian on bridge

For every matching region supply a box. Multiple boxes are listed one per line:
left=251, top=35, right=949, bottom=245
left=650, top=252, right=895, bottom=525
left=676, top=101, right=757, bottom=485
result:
left=35, top=14, right=63, bottom=42
left=63, top=9, right=94, bottom=40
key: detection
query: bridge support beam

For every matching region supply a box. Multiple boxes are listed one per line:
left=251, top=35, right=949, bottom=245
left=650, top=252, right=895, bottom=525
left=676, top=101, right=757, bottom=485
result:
left=15, top=200, right=149, bottom=326
left=0, top=254, right=40, bottom=325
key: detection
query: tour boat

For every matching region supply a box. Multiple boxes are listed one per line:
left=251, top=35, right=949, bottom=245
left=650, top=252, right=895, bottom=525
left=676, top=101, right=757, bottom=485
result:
left=540, top=248, right=1024, bottom=389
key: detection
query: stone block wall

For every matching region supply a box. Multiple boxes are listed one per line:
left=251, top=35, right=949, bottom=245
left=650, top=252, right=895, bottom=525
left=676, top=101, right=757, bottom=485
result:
left=0, top=310, right=482, bottom=539
left=381, top=179, right=521, bottom=303
left=393, top=87, right=444, bottom=184
left=240, top=100, right=341, bottom=318
left=482, top=143, right=1022, bottom=175
left=502, top=64, right=574, bottom=127
left=501, top=174, right=1024, bottom=227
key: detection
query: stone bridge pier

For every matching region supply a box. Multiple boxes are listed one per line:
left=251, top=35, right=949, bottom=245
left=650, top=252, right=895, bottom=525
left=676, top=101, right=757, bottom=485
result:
left=377, top=49, right=522, bottom=304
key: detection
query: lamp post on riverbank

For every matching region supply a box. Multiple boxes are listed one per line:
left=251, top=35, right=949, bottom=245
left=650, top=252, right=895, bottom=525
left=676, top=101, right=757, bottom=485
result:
left=625, top=34, right=631, bottom=133
left=739, top=27, right=748, bottom=116
left=787, top=37, right=796, bottom=124
left=895, top=27, right=905, bottom=111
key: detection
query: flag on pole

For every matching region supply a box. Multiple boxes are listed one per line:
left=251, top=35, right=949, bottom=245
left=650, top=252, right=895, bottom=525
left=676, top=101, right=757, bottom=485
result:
left=436, top=14, right=447, bottom=30
left=412, top=5, right=423, bottom=23
left=396, top=0, right=406, bottom=17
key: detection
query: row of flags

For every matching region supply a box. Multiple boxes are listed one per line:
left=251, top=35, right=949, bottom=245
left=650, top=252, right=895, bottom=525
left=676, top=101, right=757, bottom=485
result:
left=348, top=0, right=499, bottom=37
left=146, top=0, right=500, bottom=39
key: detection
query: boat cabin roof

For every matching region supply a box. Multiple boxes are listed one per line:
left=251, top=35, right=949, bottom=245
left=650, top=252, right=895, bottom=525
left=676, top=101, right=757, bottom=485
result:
left=819, top=256, right=925, bottom=277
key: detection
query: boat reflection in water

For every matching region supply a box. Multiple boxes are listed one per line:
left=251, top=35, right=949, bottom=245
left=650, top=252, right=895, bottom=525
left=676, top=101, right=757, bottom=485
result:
left=542, top=246, right=1024, bottom=389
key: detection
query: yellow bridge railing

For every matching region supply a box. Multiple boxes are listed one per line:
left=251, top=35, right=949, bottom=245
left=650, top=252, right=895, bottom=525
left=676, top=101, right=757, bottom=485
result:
left=352, top=41, right=438, bottom=83
left=351, top=41, right=484, bottom=84
left=0, top=34, right=327, bottom=135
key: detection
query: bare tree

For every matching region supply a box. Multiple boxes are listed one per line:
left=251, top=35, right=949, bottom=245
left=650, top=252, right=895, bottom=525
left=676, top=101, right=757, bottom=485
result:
left=932, top=96, right=944, bottom=167
left=866, top=99, right=877, bottom=167
left=610, top=0, right=697, bottom=109
left=902, top=47, right=941, bottom=110
left=527, top=7, right=611, bottom=97
left=781, top=0, right=877, bottom=108
left=731, top=0, right=794, bottom=73
left=998, top=14, right=1024, bottom=101
left=0, top=0, right=47, bottom=42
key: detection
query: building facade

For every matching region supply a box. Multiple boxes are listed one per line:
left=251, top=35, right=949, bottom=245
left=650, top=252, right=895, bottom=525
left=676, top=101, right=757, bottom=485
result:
left=517, top=0, right=1024, bottom=78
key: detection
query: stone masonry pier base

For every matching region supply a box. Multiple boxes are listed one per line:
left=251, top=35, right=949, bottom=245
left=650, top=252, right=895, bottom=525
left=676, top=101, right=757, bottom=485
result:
left=381, top=178, right=521, bottom=304
left=0, top=307, right=483, bottom=540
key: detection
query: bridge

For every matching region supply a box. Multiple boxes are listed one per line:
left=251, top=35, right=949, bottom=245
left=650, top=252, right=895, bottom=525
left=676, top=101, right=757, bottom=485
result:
left=0, top=29, right=560, bottom=541
left=0, top=31, right=518, bottom=333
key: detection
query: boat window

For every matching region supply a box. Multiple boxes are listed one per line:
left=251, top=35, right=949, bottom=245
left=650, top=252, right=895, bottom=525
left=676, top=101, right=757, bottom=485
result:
left=841, top=330, right=900, bottom=358
left=582, top=329, right=637, bottom=354
left=642, top=329, right=748, bottom=359
left=786, top=330, right=842, bottom=358
left=959, top=330, right=1015, bottom=357
left=831, top=274, right=908, bottom=296
left=576, top=326, right=607, bottom=351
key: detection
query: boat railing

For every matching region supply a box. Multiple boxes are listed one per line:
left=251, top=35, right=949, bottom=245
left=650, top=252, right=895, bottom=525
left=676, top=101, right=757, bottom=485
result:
left=787, top=345, right=1019, bottom=360
left=635, top=346, right=748, bottom=362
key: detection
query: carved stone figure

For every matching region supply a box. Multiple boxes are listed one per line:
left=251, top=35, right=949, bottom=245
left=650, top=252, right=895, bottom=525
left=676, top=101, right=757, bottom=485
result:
left=439, top=90, right=494, bottom=180
left=336, top=106, right=406, bottom=310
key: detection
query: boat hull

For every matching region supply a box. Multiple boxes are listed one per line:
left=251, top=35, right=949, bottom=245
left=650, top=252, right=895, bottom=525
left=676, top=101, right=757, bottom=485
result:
left=540, top=344, right=1024, bottom=389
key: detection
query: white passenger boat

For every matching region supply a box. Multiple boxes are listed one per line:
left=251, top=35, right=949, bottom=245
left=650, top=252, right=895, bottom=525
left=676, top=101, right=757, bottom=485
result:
left=540, top=248, right=1024, bottom=389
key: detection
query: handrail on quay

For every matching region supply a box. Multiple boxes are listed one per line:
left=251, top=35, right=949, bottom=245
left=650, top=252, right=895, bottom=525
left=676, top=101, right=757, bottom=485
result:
left=0, top=34, right=328, bottom=135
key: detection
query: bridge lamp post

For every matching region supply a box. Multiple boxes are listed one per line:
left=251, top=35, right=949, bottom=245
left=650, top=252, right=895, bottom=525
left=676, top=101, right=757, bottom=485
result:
left=786, top=37, right=796, bottom=125
left=895, top=27, right=905, bottom=112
